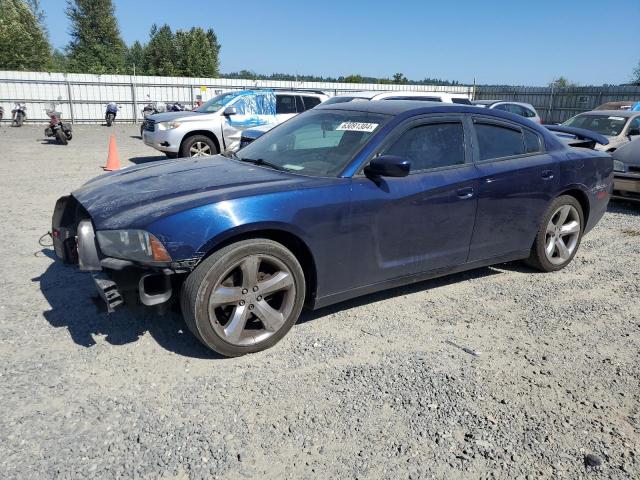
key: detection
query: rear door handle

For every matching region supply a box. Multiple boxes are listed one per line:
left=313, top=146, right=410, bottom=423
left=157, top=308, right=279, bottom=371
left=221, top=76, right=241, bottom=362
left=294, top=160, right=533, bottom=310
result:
left=456, top=187, right=474, bottom=199
left=542, top=170, right=554, bottom=180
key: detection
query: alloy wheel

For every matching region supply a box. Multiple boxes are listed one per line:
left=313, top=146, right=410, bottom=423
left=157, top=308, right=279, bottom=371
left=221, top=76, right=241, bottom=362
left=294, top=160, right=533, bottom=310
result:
left=189, top=141, right=212, bottom=157
left=208, top=254, right=296, bottom=346
left=544, top=204, right=581, bottom=265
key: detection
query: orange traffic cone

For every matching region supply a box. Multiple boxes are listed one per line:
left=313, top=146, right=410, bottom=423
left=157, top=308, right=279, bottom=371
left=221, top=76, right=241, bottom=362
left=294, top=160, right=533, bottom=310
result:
left=103, top=134, right=121, bottom=171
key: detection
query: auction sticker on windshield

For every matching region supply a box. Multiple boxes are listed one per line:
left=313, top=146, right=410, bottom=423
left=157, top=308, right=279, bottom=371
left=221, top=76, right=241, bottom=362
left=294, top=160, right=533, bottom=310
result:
left=336, top=122, right=379, bottom=132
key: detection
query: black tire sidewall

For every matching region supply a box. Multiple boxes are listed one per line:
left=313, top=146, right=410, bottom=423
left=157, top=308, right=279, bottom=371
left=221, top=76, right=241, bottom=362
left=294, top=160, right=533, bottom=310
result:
left=180, top=135, right=218, bottom=158
left=55, top=130, right=68, bottom=145
left=532, top=195, right=584, bottom=272
left=182, top=240, right=305, bottom=357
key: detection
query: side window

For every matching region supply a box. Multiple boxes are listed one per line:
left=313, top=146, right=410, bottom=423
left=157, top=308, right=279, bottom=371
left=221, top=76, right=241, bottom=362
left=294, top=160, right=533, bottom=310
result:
left=451, top=98, right=472, bottom=105
left=523, top=107, right=536, bottom=118
left=629, top=117, right=640, bottom=131
left=383, top=122, right=465, bottom=171
left=276, top=95, right=297, bottom=114
left=524, top=129, right=542, bottom=153
left=233, top=99, right=247, bottom=115
left=493, top=103, right=509, bottom=111
left=301, top=96, right=322, bottom=110
left=475, top=123, right=525, bottom=160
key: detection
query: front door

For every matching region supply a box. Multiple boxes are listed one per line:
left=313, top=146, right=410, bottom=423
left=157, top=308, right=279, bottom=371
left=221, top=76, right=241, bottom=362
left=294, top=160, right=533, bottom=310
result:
left=350, top=116, right=479, bottom=285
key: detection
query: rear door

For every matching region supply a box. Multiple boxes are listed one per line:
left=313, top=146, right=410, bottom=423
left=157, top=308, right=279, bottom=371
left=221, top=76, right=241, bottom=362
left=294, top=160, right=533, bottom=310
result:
left=350, top=114, right=480, bottom=283
left=467, top=117, right=558, bottom=261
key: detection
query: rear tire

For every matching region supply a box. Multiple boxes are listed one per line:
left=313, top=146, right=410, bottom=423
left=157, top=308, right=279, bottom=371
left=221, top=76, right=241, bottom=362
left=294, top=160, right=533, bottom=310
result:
left=106, top=114, right=113, bottom=127
left=165, top=152, right=178, bottom=159
left=525, top=195, right=584, bottom=272
left=55, top=129, right=68, bottom=145
left=181, top=239, right=306, bottom=357
left=180, top=135, right=218, bottom=158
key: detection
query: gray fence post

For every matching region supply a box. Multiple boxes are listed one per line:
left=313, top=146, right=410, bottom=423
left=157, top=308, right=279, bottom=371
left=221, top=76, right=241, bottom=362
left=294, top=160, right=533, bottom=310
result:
left=547, top=84, right=555, bottom=124
left=131, top=77, right=138, bottom=124
left=66, top=79, right=75, bottom=124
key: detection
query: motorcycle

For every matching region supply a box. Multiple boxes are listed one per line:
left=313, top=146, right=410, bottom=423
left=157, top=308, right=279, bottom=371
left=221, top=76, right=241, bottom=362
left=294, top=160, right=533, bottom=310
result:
left=105, top=102, right=119, bottom=127
left=140, top=98, right=166, bottom=135
left=44, top=106, right=73, bottom=145
left=11, top=102, right=26, bottom=127
left=166, top=102, right=187, bottom=112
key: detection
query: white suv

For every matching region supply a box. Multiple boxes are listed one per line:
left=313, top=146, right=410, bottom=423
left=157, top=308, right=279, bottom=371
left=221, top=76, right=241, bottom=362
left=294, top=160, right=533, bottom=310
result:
left=471, top=100, right=542, bottom=124
left=142, top=90, right=327, bottom=157
left=322, top=90, right=472, bottom=105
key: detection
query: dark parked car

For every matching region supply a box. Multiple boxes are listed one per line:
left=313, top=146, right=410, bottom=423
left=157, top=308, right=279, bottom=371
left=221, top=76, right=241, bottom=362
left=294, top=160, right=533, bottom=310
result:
left=51, top=102, right=613, bottom=357
left=612, top=137, right=640, bottom=201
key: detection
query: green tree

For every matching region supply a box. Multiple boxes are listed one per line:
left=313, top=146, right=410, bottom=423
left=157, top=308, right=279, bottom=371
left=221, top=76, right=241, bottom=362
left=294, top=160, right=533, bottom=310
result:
left=393, top=72, right=407, bottom=84
left=632, top=60, right=640, bottom=85
left=144, top=24, right=179, bottom=76
left=0, top=0, right=52, bottom=70
left=50, top=49, right=69, bottom=72
left=175, top=27, right=220, bottom=77
left=548, top=76, right=578, bottom=88
left=65, top=0, right=126, bottom=74
left=343, top=74, right=363, bottom=83
left=126, top=41, right=146, bottom=74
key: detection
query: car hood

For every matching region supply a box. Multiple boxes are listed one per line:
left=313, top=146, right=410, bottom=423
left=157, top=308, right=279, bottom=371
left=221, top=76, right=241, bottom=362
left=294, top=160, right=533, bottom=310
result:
left=73, top=156, right=313, bottom=230
left=148, top=111, right=209, bottom=123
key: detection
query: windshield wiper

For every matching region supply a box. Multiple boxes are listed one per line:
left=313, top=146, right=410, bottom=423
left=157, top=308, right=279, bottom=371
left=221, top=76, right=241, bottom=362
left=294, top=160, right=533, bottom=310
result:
left=237, top=156, right=286, bottom=171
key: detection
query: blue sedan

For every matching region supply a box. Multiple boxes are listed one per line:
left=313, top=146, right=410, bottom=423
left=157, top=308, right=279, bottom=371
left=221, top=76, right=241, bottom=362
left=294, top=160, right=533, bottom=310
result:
left=52, top=102, right=613, bottom=356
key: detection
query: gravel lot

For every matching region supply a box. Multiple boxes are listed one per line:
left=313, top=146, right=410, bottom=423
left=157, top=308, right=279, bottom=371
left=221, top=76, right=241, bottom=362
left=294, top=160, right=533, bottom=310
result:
left=1, top=124, right=639, bottom=479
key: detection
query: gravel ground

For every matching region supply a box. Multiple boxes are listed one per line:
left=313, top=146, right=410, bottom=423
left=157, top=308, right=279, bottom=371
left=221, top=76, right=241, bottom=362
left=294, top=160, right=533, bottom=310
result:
left=1, top=124, right=639, bottom=480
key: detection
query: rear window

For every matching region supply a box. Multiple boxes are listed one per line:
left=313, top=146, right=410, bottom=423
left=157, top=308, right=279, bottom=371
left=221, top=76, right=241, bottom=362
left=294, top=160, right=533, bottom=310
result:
left=475, top=123, right=524, bottom=160
left=323, top=96, right=369, bottom=105
left=301, top=96, right=322, bottom=110
left=524, top=129, right=542, bottom=153
left=276, top=95, right=297, bottom=114
left=451, top=98, right=472, bottom=105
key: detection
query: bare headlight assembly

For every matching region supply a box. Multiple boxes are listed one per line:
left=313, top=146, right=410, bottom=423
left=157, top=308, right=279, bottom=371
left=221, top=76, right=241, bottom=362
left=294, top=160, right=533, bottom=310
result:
left=96, top=230, right=172, bottom=263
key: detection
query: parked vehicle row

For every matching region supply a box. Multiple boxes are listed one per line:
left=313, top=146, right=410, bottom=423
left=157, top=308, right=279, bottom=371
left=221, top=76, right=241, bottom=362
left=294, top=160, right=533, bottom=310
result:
left=141, top=90, right=328, bottom=157
left=52, top=101, right=613, bottom=357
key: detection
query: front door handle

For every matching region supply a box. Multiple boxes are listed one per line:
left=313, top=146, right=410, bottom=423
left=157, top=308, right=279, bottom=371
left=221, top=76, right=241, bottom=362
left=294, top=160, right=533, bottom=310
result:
left=542, top=169, right=554, bottom=180
left=456, top=187, right=474, bottom=199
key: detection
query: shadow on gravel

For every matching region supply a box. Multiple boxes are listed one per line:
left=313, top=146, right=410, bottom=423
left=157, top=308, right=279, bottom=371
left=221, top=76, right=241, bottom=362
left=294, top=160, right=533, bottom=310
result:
left=34, top=249, right=220, bottom=359
left=608, top=200, right=640, bottom=216
left=129, top=154, right=167, bottom=164
left=299, top=266, right=501, bottom=324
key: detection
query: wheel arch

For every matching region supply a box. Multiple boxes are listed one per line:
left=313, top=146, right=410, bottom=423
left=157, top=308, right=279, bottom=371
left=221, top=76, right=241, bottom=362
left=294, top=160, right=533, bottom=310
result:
left=180, top=130, right=221, bottom=155
left=197, top=225, right=318, bottom=306
left=557, top=187, right=590, bottom=225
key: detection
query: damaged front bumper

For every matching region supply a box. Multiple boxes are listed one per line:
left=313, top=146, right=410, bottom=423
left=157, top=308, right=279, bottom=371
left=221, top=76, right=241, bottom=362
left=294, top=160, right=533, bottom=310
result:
left=51, top=195, right=179, bottom=312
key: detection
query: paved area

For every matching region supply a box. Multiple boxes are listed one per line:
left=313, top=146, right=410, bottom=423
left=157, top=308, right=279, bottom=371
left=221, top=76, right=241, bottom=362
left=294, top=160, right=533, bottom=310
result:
left=1, top=124, right=639, bottom=479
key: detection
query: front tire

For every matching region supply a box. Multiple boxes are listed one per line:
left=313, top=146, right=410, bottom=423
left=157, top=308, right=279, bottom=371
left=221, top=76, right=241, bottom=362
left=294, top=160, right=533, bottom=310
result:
left=106, top=114, right=113, bottom=127
left=526, top=195, right=584, bottom=272
left=181, top=239, right=306, bottom=357
left=13, top=112, right=24, bottom=127
left=180, top=135, right=218, bottom=158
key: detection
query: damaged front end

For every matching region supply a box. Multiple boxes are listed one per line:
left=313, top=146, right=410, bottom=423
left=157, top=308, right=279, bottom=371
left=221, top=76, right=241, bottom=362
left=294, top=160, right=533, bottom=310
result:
left=51, top=195, right=182, bottom=313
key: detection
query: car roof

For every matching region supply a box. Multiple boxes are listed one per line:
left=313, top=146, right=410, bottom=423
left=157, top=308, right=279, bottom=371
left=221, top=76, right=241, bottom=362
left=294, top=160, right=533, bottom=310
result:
left=577, top=110, right=639, bottom=117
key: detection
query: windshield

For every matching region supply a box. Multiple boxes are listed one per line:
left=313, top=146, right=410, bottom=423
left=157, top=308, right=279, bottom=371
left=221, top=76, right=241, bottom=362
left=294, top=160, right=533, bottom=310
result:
left=563, top=114, right=629, bottom=137
left=235, top=109, right=390, bottom=177
left=195, top=92, right=239, bottom=113
left=323, top=96, right=371, bottom=105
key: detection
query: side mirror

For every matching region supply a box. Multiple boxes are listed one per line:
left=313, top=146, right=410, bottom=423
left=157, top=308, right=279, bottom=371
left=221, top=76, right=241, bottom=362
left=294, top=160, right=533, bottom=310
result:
left=628, top=128, right=640, bottom=137
left=223, top=106, right=237, bottom=116
left=364, top=155, right=411, bottom=178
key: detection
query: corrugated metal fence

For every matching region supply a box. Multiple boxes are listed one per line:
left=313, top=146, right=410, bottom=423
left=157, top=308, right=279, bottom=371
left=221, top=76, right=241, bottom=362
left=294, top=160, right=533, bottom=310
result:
left=0, top=70, right=472, bottom=124
left=473, top=85, right=640, bottom=124
left=1, top=71, right=639, bottom=124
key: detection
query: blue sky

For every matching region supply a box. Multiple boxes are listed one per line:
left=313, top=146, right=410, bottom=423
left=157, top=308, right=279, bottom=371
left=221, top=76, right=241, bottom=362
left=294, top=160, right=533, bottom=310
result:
left=40, top=0, right=640, bottom=86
